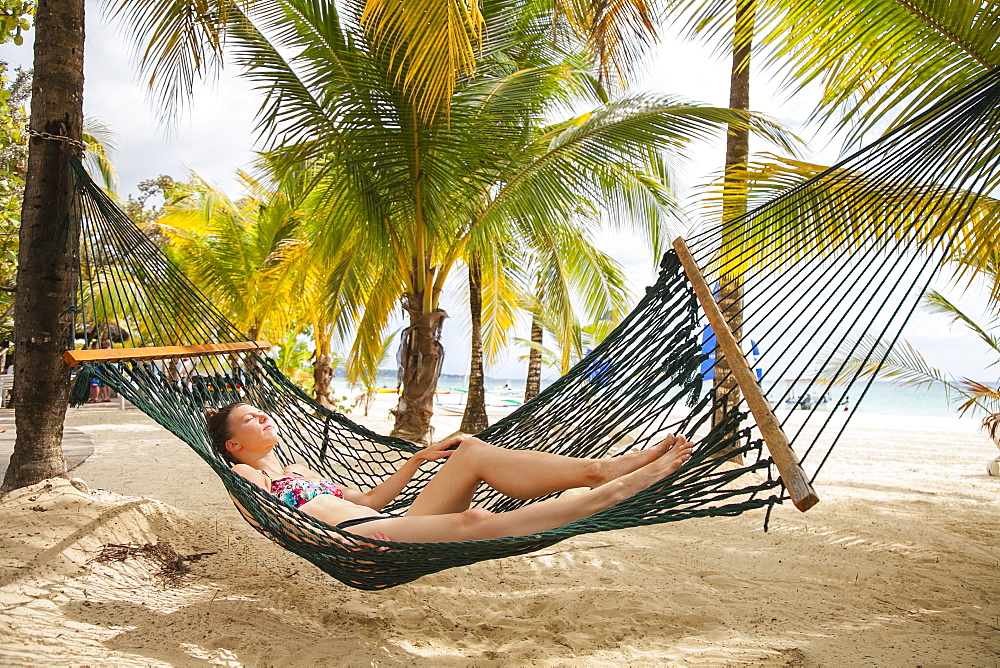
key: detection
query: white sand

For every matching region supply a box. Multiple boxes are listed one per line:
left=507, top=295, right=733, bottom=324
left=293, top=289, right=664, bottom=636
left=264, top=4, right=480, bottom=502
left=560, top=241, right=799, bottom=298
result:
left=0, top=398, right=997, bottom=666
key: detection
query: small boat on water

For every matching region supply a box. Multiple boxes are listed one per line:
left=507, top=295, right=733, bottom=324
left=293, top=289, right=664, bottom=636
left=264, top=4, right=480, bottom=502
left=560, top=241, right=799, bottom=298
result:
left=781, top=376, right=849, bottom=411
left=435, top=386, right=523, bottom=416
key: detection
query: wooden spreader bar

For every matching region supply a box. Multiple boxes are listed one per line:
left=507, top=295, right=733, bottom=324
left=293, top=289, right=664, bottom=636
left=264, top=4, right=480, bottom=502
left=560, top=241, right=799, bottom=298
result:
left=63, top=340, right=272, bottom=366
left=673, top=237, right=819, bottom=512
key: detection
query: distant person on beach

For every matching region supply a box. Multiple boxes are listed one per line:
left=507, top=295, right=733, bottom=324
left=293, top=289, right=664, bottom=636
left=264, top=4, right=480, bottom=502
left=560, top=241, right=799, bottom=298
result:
left=89, top=340, right=114, bottom=403
left=205, top=402, right=692, bottom=544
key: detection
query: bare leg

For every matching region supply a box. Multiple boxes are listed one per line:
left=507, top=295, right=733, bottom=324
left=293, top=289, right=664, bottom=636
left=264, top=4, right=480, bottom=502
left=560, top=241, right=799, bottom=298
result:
left=406, top=435, right=686, bottom=516
left=349, top=437, right=694, bottom=542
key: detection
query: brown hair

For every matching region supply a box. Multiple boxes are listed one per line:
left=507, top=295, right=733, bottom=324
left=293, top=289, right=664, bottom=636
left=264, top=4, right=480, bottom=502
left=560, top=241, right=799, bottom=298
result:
left=205, top=402, right=248, bottom=464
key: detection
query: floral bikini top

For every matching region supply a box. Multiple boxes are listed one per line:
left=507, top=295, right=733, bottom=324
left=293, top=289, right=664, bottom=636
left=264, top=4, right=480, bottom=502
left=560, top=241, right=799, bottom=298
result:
left=261, top=470, right=344, bottom=509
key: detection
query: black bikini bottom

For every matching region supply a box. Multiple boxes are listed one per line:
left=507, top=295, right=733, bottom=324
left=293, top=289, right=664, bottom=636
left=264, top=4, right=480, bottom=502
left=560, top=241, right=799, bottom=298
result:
left=335, top=514, right=393, bottom=530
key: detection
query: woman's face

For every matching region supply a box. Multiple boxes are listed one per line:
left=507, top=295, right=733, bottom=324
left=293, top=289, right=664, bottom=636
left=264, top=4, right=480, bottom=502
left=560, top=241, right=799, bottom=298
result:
left=225, top=404, right=280, bottom=461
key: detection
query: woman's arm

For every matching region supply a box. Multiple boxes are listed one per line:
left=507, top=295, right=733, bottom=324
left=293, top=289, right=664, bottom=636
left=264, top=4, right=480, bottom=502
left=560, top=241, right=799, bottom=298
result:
left=343, top=439, right=459, bottom=511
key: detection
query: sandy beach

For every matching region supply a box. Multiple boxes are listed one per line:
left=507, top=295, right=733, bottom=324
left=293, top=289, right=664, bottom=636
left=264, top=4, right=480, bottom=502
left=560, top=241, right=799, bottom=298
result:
left=0, top=397, right=997, bottom=666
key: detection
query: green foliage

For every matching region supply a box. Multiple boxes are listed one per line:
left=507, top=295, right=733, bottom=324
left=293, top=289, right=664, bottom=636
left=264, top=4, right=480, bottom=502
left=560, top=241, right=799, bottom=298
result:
left=80, top=118, right=121, bottom=193
left=211, top=0, right=790, bottom=389
left=759, top=0, right=1000, bottom=144
left=157, top=172, right=304, bottom=343
left=0, top=62, right=29, bottom=340
left=271, top=329, right=316, bottom=386
left=123, top=174, right=177, bottom=232
left=0, top=0, right=32, bottom=46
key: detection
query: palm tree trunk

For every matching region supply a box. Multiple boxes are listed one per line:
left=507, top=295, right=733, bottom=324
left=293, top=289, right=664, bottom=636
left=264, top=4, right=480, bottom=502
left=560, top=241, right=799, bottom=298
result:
left=712, top=0, right=754, bottom=455
left=461, top=260, right=489, bottom=433
left=2, top=0, right=85, bottom=492
left=390, top=291, right=447, bottom=442
left=313, top=353, right=335, bottom=409
left=524, top=316, right=543, bottom=402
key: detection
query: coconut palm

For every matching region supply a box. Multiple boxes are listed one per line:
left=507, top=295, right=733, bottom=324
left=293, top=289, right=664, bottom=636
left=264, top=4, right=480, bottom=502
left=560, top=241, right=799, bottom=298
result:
left=4, top=0, right=85, bottom=493
left=461, top=210, right=632, bottom=431
left=226, top=164, right=356, bottom=405
left=156, top=174, right=302, bottom=343
left=213, top=0, right=791, bottom=441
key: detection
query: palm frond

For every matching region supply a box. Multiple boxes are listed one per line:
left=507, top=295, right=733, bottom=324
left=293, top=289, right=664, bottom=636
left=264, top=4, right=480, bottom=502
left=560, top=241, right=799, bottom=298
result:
left=360, top=0, right=483, bottom=122
left=557, top=0, right=658, bottom=88
left=82, top=118, right=120, bottom=193
left=922, top=290, right=1000, bottom=357
left=698, top=154, right=1000, bottom=282
left=759, top=0, right=1000, bottom=143
left=101, top=0, right=234, bottom=123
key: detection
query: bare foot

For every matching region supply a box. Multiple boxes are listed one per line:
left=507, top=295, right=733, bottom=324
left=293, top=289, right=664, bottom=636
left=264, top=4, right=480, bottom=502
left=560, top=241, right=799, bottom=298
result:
left=608, top=435, right=694, bottom=499
left=592, top=434, right=683, bottom=486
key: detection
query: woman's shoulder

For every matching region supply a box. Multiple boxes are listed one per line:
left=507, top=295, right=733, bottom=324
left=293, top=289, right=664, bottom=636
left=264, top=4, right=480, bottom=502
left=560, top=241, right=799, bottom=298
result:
left=232, top=463, right=267, bottom=485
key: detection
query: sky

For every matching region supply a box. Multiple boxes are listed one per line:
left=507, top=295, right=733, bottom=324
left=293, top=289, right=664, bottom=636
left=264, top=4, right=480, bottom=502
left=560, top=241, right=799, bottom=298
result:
left=1, top=4, right=997, bottom=383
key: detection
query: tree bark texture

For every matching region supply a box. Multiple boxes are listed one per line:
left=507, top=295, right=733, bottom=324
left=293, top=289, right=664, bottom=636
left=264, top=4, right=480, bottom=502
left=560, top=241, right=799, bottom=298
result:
left=313, top=352, right=334, bottom=409
left=2, top=0, right=85, bottom=492
left=390, top=292, right=447, bottom=443
left=711, top=0, right=754, bottom=457
left=523, top=317, right=543, bottom=402
left=460, top=261, right=488, bottom=433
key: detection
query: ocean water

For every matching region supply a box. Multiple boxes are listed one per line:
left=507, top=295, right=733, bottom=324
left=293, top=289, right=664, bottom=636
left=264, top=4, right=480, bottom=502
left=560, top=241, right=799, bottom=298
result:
left=769, top=380, right=969, bottom=418
left=830, top=381, right=979, bottom=418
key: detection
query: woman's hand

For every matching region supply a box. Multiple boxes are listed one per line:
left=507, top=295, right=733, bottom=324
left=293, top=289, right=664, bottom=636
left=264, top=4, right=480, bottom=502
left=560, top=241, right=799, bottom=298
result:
left=359, top=437, right=464, bottom=511
left=411, top=437, right=461, bottom=463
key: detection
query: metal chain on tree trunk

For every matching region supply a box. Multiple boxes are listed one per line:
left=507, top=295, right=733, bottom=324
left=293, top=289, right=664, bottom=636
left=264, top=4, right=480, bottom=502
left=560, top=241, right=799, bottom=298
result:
left=25, top=125, right=88, bottom=152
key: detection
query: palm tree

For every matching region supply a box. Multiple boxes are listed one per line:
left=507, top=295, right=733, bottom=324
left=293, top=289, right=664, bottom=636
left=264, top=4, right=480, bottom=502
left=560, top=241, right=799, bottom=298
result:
left=156, top=173, right=301, bottom=344
left=669, top=0, right=758, bottom=441
left=460, top=259, right=490, bottom=432
left=155, top=167, right=366, bottom=404
left=215, top=0, right=790, bottom=442
left=524, top=315, right=544, bottom=401
left=512, top=228, right=631, bottom=388
left=3, top=0, right=85, bottom=493
left=461, top=213, right=632, bottom=431
left=516, top=307, right=624, bottom=379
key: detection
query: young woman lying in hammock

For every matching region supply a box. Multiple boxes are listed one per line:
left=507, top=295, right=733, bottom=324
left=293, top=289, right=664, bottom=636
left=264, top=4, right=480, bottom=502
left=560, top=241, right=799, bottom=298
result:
left=206, top=402, right=693, bottom=544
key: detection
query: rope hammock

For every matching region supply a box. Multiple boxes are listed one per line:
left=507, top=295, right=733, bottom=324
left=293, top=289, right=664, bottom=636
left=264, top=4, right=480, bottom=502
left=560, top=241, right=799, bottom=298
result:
left=62, top=68, right=1000, bottom=590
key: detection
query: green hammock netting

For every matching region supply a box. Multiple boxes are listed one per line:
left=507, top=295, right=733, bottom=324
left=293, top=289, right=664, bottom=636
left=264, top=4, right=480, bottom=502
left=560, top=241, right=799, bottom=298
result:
left=64, top=67, right=1000, bottom=590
